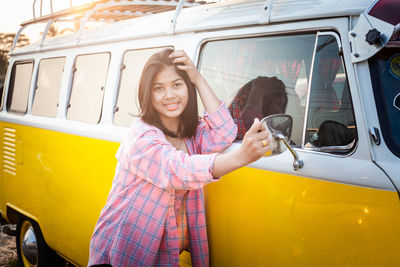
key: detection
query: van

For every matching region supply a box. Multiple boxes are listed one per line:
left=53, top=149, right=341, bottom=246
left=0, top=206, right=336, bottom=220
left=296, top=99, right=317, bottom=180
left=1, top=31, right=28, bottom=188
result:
left=1, top=0, right=399, bottom=266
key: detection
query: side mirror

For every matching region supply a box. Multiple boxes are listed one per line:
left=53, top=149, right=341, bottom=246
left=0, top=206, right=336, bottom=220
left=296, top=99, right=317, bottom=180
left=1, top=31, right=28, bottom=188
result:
left=262, top=114, right=293, bottom=140
left=261, top=114, right=304, bottom=170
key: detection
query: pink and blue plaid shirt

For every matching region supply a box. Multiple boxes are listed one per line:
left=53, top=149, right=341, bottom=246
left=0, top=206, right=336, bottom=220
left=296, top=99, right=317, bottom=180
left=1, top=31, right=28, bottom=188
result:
left=88, top=103, right=237, bottom=267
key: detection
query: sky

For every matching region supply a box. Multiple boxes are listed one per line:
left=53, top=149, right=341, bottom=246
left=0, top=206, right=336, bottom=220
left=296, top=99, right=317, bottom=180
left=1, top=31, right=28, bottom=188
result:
left=0, top=0, right=217, bottom=34
left=0, top=0, right=94, bottom=34
left=0, top=0, right=32, bottom=34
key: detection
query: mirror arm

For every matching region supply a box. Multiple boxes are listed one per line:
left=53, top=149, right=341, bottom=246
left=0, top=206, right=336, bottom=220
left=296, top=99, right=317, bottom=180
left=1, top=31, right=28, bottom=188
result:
left=275, top=133, right=304, bottom=170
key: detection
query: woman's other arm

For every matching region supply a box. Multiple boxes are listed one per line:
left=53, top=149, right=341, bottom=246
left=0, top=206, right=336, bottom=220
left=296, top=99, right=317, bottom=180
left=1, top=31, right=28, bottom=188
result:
left=212, top=118, right=271, bottom=178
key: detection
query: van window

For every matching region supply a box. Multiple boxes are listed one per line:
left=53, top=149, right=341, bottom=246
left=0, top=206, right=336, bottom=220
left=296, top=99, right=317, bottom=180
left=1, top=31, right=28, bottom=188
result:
left=198, top=34, right=316, bottom=146
left=369, top=45, right=400, bottom=158
left=32, top=57, right=66, bottom=117
left=6, top=60, right=34, bottom=114
left=67, top=53, right=110, bottom=124
left=304, top=35, right=357, bottom=150
left=114, top=47, right=168, bottom=127
left=0, top=81, right=4, bottom=111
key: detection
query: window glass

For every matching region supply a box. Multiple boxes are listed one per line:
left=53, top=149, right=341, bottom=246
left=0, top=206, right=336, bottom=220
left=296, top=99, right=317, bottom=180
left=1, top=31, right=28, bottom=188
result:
left=114, top=47, right=168, bottom=127
left=32, top=57, right=65, bottom=117
left=304, top=35, right=357, bottom=150
left=198, top=35, right=316, bottom=146
left=0, top=80, right=4, bottom=110
left=369, top=46, right=400, bottom=158
left=67, top=53, right=110, bottom=123
left=7, top=61, right=34, bottom=114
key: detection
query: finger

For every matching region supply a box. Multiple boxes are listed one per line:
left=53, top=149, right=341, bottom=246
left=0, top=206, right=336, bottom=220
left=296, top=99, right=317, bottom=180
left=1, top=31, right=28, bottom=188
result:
left=261, top=144, right=272, bottom=154
left=252, top=129, right=270, bottom=141
left=247, top=118, right=263, bottom=134
left=169, top=50, right=186, bottom=59
left=172, top=56, right=192, bottom=66
left=176, top=64, right=190, bottom=71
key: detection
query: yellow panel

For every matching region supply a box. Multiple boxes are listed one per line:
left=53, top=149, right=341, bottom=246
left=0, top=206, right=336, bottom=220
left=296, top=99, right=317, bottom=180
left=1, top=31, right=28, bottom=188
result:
left=205, top=167, right=400, bottom=267
left=1, top=121, right=399, bottom=266
left=0, top=122, right=119, bottom=266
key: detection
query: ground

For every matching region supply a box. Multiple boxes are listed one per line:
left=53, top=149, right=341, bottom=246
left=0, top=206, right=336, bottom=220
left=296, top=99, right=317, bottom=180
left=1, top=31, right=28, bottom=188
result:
left=0, top=224, right=17, bottom=267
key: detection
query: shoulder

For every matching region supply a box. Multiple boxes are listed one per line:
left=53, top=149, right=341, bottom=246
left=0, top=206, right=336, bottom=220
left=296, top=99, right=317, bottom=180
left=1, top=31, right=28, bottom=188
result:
left=128, top=118, right=165, bottom=140
left=117, top=118, right=167, bottom=159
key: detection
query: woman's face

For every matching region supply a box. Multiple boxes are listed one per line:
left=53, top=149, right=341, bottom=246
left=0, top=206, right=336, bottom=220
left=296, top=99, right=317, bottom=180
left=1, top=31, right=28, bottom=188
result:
left=151, top=66, right=189, bottom=132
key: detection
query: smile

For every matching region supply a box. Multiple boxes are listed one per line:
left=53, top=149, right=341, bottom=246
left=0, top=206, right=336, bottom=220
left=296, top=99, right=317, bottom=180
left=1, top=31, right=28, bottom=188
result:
left=165, top=102, right=179, bottom=111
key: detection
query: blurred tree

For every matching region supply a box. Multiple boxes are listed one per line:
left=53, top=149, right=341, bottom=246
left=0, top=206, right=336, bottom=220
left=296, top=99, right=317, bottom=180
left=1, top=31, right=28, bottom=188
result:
left=0, top=33, right=30, bottom=82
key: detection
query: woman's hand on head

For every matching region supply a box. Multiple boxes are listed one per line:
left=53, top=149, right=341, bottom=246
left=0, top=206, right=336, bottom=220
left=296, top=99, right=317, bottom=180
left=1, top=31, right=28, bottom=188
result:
left=169, top=50, right=202, bottom=85
left=170, top=50, right=220, bottom=116
left=239, top=118, right=271, bottom=166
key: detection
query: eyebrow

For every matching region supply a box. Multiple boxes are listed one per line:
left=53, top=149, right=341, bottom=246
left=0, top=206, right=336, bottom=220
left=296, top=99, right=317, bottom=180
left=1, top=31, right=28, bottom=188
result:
left=153, top=78, right=184, bottom=85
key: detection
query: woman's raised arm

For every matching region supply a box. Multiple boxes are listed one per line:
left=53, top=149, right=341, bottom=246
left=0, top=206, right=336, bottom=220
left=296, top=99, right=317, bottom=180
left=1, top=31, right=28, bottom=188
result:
left=169, top=50, right=220, bottom=114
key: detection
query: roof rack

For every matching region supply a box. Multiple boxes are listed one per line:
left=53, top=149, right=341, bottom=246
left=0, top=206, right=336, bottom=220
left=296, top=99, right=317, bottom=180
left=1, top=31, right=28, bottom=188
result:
left=11, top=0, right=208, bottom=54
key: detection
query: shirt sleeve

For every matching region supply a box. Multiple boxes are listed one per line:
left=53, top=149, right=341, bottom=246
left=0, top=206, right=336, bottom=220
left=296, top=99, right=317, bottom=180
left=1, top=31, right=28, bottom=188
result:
left=195, top=102, right=238, bottom=154
left=125, top=129, right=218, bottom=190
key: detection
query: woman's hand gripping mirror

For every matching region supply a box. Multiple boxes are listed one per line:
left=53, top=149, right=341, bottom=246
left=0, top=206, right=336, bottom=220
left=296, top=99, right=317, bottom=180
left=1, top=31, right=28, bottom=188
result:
left=212, top=118, right=270, bottom=178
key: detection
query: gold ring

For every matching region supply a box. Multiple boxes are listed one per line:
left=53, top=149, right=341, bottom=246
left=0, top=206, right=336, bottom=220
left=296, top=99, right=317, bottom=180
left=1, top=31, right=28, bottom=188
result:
left=186, top=60, right=190, bottom=65
left=262, top=139, right=267, bottom=147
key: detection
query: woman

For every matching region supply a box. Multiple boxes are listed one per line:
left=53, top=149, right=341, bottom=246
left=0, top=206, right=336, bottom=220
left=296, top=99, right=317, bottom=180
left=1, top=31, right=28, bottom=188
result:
left=88, top=49, right=270, bottom=266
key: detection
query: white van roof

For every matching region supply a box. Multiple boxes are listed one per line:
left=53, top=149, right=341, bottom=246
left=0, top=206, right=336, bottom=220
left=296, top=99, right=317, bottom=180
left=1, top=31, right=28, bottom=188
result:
left=14, top=0, right=372, bottom=54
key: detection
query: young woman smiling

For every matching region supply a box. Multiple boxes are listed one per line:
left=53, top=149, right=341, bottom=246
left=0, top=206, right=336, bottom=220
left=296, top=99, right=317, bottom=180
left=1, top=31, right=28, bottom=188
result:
left=88, top=49, right=271, bottom=266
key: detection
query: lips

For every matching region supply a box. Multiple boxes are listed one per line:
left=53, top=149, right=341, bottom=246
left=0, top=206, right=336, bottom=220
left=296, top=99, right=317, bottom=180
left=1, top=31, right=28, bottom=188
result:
left=165, top=102, right=179, bottom=111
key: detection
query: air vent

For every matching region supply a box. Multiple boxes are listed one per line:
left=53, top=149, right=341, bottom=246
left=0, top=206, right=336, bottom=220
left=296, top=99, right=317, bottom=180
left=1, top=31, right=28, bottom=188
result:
left=3, top=127, right=17, bottom=175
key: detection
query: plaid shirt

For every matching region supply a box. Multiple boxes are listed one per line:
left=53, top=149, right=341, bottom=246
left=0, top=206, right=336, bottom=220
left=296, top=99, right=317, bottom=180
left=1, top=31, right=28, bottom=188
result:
left=88, top=103, right=237, bottom=267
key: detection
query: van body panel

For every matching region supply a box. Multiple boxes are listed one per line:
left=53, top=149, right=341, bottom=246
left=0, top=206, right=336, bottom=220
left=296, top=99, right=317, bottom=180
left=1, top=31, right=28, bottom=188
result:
left=205, top=166, right=400, bottom=267
left=222, top=144, right=395, bottom=191
left=0, top=121, right=118, bottom=266
left=0, top=113, right=127, bottom=143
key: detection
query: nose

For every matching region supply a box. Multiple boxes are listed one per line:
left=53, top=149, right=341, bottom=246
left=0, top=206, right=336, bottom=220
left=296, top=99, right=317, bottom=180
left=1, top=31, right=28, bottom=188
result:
left=164, top=86, right=175, bottom=99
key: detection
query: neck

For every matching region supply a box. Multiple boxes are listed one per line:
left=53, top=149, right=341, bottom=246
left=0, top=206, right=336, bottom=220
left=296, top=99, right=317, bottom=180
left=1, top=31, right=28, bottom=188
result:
left=160, top=117, right=180, bottom=136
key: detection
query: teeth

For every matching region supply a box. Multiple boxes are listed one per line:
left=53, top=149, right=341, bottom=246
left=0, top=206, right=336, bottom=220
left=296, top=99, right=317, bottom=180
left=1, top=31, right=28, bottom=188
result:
left=165, top=103, right=178, bottom=110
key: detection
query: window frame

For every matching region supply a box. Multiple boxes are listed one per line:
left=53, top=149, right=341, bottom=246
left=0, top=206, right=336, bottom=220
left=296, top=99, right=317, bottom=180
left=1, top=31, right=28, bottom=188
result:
left=302, top=31, right=358, bottom=153
left=66, top=52, right=111, bottom=124
left=197, top=30, right=357, bottom=154
left=0, top=64, right=11, bottom=111
left=6, top=59, right=35, bottom=115
left=31, top=56, right=66, bottom=118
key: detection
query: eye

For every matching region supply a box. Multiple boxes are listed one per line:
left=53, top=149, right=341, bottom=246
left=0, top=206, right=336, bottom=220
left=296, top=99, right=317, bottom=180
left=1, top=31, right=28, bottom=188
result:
left=174, top=82, right=183, bottom=88
left=153, top=86, right=163, bottom=92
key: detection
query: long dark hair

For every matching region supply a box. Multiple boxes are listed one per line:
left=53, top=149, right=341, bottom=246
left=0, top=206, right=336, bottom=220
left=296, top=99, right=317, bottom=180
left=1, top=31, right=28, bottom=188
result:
left=138, top=48, right=199, bottom=138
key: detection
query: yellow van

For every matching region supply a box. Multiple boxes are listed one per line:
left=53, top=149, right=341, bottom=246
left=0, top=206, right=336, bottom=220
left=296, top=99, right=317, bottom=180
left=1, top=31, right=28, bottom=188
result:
left=1, top=0, right=399, bottom=266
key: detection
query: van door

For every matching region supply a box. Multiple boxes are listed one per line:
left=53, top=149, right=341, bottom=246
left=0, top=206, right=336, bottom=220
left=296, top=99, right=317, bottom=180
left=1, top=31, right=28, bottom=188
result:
left=347, top=0, right=400, bottom=192
left=199, top=31, right=400, bottom=266
left=365, top=36, right=400, bottom=191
